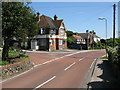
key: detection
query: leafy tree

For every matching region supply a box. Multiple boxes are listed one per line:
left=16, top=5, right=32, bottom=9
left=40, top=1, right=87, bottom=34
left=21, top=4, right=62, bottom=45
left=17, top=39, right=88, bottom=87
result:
left=67, top=37, right=74, bottom=45
left=66, top=30, right=74, bottom=37
left=107, top=38, right=118, bottom=47
left=2, top=2, right=38, bottom=61
left=66, top=30, right=74, bottom=45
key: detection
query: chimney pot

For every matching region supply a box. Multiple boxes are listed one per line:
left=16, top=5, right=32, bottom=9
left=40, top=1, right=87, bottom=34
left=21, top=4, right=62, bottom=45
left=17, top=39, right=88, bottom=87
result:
left=54, top=15, right=58, bottom=20
left=37, top=12, right=40, bottom=22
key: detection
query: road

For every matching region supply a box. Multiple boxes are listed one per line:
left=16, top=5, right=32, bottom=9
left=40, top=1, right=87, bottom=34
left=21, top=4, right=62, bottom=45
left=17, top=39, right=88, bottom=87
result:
left=2, top=50, right=106, bottom=88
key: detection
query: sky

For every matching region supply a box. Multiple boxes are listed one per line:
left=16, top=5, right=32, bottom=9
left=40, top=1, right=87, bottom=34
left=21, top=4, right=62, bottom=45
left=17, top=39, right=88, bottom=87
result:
left=28, top=1, right=119, bottom=39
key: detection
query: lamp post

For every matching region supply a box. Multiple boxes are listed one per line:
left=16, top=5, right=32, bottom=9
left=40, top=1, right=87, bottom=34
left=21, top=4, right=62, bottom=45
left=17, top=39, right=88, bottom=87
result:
left=98, top=17, right=107, bottom=56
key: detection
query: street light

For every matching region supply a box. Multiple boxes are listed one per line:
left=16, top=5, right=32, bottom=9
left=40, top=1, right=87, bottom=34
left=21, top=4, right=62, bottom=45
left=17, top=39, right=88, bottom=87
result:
left=98, top=17, right=108, bottom=56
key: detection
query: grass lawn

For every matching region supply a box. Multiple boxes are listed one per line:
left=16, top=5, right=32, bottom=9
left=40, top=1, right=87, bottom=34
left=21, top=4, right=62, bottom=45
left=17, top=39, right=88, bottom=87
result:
left=0, top=51, right=29, bottom=66
left=0, top=51, right=2, bottom=56
left=9, top=51, right=20, bottom=57
left=100, top=56, right=108, bottom=59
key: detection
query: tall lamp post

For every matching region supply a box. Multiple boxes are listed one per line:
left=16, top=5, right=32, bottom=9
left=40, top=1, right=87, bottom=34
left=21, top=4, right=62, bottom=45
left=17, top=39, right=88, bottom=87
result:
left=98, top=17, right=107, bottom=56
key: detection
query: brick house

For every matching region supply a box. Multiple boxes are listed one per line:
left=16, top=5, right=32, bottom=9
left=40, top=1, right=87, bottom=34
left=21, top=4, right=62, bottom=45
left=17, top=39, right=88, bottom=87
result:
left=30, top=12, right=67, bottom=51
left=70, top=34, right=86, bottom=44
left=76, top=31, right=100, bottom=49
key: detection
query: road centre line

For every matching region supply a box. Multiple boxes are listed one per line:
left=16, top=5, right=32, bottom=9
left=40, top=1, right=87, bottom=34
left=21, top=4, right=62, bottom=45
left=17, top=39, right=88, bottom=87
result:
left=33, top=76, right=56, bottom=89
left=34, top=51, right=82, bottom=67
left=64, top=62, right=76, bottom=71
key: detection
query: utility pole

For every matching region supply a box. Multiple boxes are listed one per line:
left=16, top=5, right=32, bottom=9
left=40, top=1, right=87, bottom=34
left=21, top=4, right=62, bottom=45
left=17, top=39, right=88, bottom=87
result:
left=113, top=4, right=116, bottom=47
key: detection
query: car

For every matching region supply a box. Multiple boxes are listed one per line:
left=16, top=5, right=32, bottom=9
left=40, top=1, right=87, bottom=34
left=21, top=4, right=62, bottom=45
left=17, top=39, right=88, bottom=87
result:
left=68, top=44, right=82, bottom=50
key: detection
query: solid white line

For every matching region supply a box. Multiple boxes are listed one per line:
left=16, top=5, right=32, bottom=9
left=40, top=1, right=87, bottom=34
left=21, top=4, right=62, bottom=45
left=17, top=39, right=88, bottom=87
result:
left=64, top=62, right=76, bottom=71
left=90, top=59, right=96, bottom=69
left=0, top=67, right=34, bottom=83
left=33, top=76, right=56, bottom=89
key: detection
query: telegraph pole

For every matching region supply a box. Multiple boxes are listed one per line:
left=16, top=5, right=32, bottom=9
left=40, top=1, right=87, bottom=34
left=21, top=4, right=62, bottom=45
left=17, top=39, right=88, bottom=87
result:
left=113, top=4, right=116, bottom=47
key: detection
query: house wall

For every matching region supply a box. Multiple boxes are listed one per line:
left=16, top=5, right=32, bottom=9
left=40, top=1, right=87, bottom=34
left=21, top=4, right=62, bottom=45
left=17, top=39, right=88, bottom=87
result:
left=58, top=39, right=67, bottom=50
left=49, top=38, right=56, bottom=51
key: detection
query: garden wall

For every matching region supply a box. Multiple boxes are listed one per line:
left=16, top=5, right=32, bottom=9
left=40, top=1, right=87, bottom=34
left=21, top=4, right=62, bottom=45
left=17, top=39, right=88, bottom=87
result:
left=0, top=60, right=34, bottom=79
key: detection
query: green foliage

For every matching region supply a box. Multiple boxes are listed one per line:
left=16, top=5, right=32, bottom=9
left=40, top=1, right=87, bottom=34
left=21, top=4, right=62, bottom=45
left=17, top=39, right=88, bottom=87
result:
left=107, top=46, right=120, bottom=68
left=66, top=30, right=74, bottom=45
left=100, top=56, right=108, bottom=59
left=66, top=30, right=74, bottom=37
left=67, top=37, right=74, bottom=44
left=107, top=38, right=118, bottom=47
left=0, top=61, right=9, bottom=66
left=9, top=51, right=20, bottom=57
left=2, top=2, right=39, bottom=61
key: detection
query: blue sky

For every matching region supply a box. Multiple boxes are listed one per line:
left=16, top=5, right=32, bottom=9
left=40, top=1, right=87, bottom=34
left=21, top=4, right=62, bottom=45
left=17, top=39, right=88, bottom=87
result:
left=29, top=1, right=119, bottom=39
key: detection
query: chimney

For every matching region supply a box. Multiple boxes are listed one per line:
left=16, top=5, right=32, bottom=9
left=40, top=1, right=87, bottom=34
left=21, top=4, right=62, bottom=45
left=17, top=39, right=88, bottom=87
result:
left=37, top=12, right=40, bottom=22
left=86, top=30, right=89, bottom=33
left=54, top=15, right=58, bottom=20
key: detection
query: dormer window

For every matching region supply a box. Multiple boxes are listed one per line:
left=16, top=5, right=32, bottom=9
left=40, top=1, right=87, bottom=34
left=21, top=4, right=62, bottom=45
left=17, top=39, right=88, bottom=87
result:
left=40, top=28, right=45, bottom=35
left=50, top=28, right=56, bottom=34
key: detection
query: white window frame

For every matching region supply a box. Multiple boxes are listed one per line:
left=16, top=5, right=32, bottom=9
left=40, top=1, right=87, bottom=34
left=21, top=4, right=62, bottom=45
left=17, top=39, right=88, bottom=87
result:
left=49, top=40, right=53, bottom=45
left=59, top=40, right=63, bottom=45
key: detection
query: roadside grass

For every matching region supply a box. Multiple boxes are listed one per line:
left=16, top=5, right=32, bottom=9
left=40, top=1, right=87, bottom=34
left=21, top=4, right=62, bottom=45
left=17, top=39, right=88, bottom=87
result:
left=0, top=60, right=9, bottom=65
left=100, top=56, right=108, bottom=59
left=0, top=51, right=29, bottom=66
left=9, top=51, right=20, bottom=57
left=0, top=51, right=2, bottom=56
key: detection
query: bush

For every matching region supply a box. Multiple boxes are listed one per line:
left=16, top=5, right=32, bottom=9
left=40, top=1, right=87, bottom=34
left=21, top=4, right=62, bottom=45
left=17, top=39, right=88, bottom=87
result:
left=107, top=46, right=120, bottom=68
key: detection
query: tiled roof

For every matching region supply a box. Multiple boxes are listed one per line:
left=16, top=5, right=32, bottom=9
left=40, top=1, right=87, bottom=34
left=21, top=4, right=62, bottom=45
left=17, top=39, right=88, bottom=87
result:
left=94, top=34, right=100, bottom=38
left=39, top=15, right=55, bottom=28
left=53, top=20, right=63, bottom=29
left=77, top=33, right=90, bottom=39
left=39, top=15, right=63, bottom=29
left=72, top=35, right=83, bottom=39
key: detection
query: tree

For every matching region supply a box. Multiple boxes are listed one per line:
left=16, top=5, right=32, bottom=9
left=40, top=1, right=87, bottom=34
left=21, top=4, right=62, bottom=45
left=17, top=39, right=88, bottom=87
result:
left=66, top=30, right=74, bottom=37
left=2, top=2, right=38, bottom=61
left=66, top=30, right=74, bottom=45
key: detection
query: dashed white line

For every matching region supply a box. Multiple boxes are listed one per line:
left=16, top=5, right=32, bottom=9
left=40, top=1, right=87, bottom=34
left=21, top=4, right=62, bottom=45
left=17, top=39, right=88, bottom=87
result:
left=33, top=76, right=56, bottom=89
left=64, top=62, right=76, bottom=71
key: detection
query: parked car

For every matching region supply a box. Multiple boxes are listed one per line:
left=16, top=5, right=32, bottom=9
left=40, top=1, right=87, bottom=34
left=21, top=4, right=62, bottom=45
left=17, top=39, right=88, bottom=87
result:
left=68, top=44, right=82, bottom=50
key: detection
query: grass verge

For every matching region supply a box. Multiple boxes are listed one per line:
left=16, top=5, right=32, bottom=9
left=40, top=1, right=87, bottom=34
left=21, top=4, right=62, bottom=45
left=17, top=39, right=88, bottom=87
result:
left=100, top=56, right=108, bottom=59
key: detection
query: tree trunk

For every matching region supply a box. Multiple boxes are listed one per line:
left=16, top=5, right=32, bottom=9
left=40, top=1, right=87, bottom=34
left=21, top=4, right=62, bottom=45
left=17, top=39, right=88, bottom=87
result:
left=2, top=38, right=10, bottom=62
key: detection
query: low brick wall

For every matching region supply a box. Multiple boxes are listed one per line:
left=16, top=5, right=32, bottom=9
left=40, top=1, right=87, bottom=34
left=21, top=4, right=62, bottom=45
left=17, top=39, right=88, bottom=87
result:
left=0, top=60, right=34, bottom=78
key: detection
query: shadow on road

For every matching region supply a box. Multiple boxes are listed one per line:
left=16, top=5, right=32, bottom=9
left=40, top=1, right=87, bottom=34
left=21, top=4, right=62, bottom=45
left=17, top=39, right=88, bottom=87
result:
left=88, top=60, right=119, bottom=89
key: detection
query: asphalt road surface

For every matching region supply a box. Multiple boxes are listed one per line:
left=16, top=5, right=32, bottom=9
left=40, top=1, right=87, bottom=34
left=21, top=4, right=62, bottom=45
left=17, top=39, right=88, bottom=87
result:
left=1, top=50, right=106, bottom=88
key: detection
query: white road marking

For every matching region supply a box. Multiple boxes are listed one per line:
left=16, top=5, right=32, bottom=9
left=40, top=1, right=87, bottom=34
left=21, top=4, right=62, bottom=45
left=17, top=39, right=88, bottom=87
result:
left=64, top=62, right=76, bottom=71
left=90, top=59, right=96, bottom=69
left=0, top=67, right=34, bottom=83
left=33, top=76, right=56, bottom=89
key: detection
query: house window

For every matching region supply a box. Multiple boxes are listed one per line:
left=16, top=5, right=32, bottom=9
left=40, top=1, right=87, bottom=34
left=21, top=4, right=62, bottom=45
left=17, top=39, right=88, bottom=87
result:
left=60, top=28, right=64, bottom=35
left=49, top=40, right=53, bottom=45
left=40, top=28, right=45, bottom=35
left=40, top=39, right=47, bottom=46
left=59, top=40, right=63, bottom=45
left=51, top=28, right=56, bottom=34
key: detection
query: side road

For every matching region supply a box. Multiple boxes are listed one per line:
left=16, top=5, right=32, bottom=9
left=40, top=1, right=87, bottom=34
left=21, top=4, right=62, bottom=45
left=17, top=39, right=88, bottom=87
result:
left=88, top=59, right=119, bottom=89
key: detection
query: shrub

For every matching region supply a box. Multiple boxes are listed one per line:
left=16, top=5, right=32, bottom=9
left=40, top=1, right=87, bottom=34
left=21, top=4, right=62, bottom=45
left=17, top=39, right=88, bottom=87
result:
left=107, top=46, right=120, bottom=68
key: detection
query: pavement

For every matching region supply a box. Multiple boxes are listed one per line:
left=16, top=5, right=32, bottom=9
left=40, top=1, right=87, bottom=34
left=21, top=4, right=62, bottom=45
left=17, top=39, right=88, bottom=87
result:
left=88, top=59, right=119, bottom=89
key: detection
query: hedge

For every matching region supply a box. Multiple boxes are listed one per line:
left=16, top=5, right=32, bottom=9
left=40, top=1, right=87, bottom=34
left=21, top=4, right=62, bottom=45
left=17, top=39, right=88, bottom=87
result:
left=107, top=46, right=120, bottom=69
